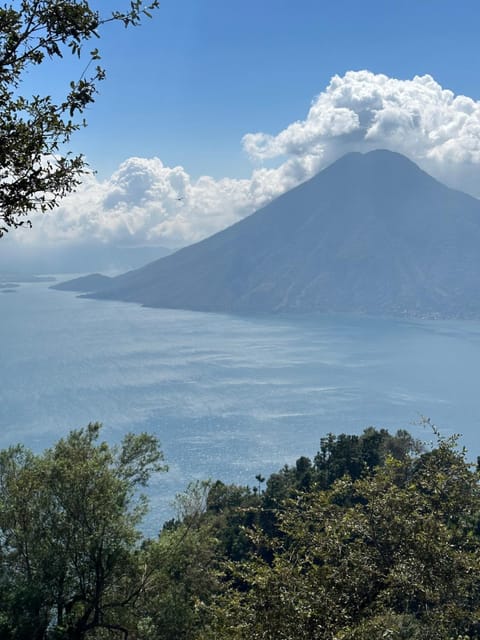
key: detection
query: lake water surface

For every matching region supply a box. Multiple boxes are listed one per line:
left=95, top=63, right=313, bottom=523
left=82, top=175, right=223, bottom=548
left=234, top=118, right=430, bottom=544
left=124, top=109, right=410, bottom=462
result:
left=2, top=280, right=480, bottom=528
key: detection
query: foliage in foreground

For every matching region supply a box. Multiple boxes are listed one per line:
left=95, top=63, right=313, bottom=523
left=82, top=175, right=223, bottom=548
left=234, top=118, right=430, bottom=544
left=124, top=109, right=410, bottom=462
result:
left=0, top=423, right=166, bottom=639
left=203, top=431, right=480, bottom=639
left=1, top=424, right=480, bottom=639
left=0, top=1, right=159, bottom=236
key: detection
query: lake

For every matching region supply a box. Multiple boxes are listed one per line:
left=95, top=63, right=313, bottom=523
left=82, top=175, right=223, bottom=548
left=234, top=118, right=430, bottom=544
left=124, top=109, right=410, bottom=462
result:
left=2, top=279, right=480, bottom=530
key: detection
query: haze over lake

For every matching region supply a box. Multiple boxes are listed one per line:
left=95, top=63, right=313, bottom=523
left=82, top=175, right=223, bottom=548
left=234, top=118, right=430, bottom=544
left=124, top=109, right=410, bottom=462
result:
left=2, top=280, right=480, bottom=527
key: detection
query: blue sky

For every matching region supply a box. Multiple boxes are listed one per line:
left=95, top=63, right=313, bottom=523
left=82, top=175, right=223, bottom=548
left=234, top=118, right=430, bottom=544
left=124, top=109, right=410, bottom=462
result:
left=9, top=0, right=480, bottom=252
left=60, top=0, right=480, bottom=179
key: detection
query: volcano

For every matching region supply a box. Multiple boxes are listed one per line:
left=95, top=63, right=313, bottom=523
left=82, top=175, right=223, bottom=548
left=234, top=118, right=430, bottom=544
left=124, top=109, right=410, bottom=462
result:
left=73, top=150, right=480, bottom=318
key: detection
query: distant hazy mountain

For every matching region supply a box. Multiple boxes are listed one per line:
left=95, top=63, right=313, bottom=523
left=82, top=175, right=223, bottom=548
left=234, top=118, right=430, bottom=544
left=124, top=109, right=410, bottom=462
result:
left=52, top=273, right=112, bottom=293
left=0, top=243, right=173, bottom=276
left=80, top=150, right=480, bottom=318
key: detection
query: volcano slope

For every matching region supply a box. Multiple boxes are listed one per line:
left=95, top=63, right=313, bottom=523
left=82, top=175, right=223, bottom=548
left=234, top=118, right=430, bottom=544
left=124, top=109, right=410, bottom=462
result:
left=84, top=150, right=480, bottom=318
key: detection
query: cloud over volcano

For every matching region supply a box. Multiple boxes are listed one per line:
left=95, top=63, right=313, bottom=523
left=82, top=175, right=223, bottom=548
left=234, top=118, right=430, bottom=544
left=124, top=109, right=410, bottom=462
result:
left=11, top=71, right=480, bottom=252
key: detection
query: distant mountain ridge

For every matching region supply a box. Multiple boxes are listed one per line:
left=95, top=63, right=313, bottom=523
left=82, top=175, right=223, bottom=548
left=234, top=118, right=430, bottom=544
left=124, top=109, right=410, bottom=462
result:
left=52, top=273, right=112, bottom=293
left=63, top=150, right=480, bottom=318
left=1, top=244, right=173, bottom=276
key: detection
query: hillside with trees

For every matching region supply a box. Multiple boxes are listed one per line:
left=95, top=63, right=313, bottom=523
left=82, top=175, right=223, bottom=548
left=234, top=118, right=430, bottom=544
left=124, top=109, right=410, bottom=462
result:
left=1, top=423, right=480, bottom=639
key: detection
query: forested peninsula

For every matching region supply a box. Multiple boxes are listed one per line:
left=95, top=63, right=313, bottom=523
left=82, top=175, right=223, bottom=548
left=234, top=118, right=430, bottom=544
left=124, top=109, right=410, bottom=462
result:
left=1, top=423, right=479, bottom=640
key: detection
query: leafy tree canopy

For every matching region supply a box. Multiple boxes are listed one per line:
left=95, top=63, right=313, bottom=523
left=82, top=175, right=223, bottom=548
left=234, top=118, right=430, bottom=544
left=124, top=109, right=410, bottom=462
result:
left=204, top=431, right=480, bottom=640
left=2, top=423, right=479, bottom=640
left=0, top=422, right=166, bottom=639
left=0, top=0, right=159, bottom=236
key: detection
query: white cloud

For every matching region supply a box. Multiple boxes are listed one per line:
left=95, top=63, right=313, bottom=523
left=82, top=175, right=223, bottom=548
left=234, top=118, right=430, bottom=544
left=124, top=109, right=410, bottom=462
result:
left=243, top=70, right=480, bottom=195
left=10, top=70, right=480, bottom=251
left=15, top=154, right=317, bottom=250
